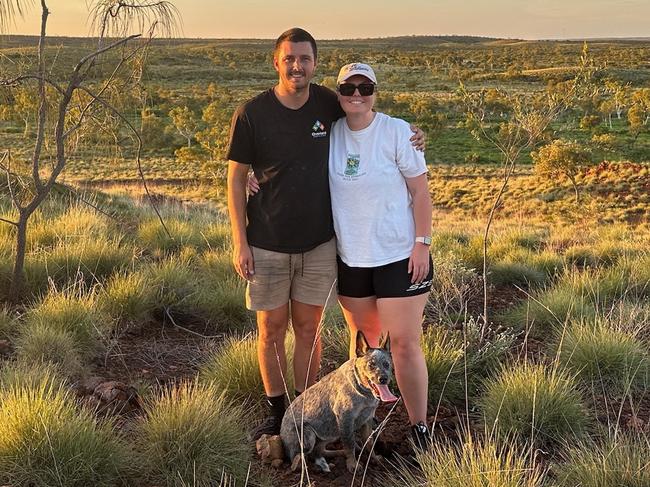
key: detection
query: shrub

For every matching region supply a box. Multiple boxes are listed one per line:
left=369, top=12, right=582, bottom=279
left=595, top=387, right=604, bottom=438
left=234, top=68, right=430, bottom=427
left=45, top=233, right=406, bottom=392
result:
left=0, top=380, right=131, bottom=486
left=426, top=254, right=481, bottom=326
left=554, top=319, right=648, bottom=395
left=480, top=363, right=588, bottom=446
left=199, top=333, right=295, bottom=412
left=137, top=381, right=250, bottom=486
left=100, top=270, right=157, bottom=330
left=555, top=432, right=650, bottom=487
left=384, top=434, right=545, bottom=487
left=532, top=139, right=593, bottom=202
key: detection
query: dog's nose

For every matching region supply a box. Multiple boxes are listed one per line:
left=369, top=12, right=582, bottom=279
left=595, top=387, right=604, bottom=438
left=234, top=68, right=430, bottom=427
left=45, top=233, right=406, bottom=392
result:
left=379, top=376, right=388, bottom=385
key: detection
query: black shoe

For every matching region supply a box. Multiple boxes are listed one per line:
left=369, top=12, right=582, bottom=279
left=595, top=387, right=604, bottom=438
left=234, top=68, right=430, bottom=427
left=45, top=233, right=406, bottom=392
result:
left=249, top=415, right=281, bottom=441
left=410, top=421, right=431, bottom=451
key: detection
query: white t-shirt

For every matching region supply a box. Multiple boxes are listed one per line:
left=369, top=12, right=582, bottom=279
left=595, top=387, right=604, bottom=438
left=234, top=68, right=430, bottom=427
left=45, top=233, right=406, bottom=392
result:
left=329, top=112, right=427, bottom=267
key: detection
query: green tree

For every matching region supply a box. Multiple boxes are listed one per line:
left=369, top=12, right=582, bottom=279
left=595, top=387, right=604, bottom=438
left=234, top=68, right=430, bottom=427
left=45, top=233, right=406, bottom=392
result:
left=169, top=106, right=200, bottom=148
left=627, top=88, right=650, bottom=142
left=196, top=100, right=230, bottom=162
left=532, top=139, right=593, bottom=203
left=604, top=79, right=629, bottom=121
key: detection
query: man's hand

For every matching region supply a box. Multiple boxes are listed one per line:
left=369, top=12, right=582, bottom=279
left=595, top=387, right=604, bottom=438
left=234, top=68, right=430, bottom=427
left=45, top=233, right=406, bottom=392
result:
left=409, top=124, right=426, bottom=152
left=233, top=242, right=255, bottom=280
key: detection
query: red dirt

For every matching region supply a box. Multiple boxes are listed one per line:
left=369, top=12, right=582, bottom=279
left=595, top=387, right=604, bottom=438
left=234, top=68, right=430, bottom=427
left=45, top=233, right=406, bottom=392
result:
left=69, top=284, right=649, bottom=487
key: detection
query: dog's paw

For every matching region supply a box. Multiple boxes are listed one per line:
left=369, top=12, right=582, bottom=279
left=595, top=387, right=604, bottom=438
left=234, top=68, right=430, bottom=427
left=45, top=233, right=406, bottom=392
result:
left=314, top=457, right=330, bottom=473
left=290, top=454, right=303, bottom=472
left=346, top=457, right=357, bottom=474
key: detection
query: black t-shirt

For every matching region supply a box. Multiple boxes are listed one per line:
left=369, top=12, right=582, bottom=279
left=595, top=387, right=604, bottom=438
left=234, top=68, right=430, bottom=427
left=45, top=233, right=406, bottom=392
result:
left=226, top=84, right=344, bottom=253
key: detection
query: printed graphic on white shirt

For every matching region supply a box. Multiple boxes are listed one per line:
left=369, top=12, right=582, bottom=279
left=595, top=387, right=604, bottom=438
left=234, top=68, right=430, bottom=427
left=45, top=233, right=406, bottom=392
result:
left=345, top=154, right=360, bottom=176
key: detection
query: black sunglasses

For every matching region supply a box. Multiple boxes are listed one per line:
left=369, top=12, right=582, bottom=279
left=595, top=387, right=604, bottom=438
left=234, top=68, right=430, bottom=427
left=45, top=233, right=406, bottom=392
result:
left=337, top=82, right=376, bottom=96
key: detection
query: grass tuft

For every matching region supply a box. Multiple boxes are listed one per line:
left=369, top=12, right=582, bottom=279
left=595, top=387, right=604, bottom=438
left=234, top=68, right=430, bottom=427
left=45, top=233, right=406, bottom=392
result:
left=22, top=288, right=109, bottom=358
left=0, top=361, right=65, bottom=393
left=100, top=270, right=157, bottom=330
left=555, top=431, right=650, bottom=487
left=422, top=320, right=514, bottom=407
left=489, top=260, right=547, bottom=288
left=499, top=284, right=596, bottom=338
left=0, top=306, right=16, bottom=340
left=0, top=379, right=131, bottom=487
left=199, top=332, right=295, bottom=412
left=554, top=318, right=649, bottom=396
left=192, top=274, right=251, bottom=331
left=480, top=362, right=588, bottom=446
left=137, top=380, right=250, bottom=486
left=383, top=433, right=546, bottom=487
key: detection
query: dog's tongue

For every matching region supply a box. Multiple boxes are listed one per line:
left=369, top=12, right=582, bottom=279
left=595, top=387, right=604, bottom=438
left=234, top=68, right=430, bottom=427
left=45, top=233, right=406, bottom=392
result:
left=375, top=384, right=399, bottom=403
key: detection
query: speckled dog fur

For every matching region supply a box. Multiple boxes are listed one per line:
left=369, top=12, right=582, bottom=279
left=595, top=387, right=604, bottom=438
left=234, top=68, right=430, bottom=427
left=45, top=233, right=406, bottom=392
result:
left=280, top=331, right=393, bottom=473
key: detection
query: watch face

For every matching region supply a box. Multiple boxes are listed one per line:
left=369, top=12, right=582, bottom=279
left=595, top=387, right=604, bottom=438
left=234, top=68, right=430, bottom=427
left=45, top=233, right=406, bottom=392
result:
left=424, top=236, right=432, bottom=245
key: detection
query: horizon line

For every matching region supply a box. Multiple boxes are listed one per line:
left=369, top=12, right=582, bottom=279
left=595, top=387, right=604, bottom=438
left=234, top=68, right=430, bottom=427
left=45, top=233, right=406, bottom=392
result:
left=2, top=33, right=650, bottom=43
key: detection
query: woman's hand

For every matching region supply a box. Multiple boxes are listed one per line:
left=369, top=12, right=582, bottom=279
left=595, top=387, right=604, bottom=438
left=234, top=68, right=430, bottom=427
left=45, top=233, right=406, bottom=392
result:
left=247, top=172, right=260, bottom=195
left=408, top=243, right=430, bottom=284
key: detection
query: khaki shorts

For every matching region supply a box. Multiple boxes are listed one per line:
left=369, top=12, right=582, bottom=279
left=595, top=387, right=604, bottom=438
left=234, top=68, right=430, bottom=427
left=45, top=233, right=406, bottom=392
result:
left=246, top=238, right=337, bottom=311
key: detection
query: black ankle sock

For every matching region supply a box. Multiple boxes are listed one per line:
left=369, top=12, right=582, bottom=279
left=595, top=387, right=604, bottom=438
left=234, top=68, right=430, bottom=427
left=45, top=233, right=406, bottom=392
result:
left=266, top=394, right=286, bottom=419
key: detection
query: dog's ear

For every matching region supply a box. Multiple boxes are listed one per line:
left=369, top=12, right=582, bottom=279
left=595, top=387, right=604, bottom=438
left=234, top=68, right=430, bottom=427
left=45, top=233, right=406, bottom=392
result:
left=355, top=330, right=370, bottom=357
left=379, top=333, right=391, bottom=353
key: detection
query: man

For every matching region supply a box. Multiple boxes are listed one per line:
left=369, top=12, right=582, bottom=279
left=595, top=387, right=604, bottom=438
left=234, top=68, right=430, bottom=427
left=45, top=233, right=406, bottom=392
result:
left=226, top=28, right=423, bottom=439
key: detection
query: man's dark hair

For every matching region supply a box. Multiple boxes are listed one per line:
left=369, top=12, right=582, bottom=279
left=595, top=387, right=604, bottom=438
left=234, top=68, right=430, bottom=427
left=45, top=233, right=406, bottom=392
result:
left=274, top=28, right=317, bottom=60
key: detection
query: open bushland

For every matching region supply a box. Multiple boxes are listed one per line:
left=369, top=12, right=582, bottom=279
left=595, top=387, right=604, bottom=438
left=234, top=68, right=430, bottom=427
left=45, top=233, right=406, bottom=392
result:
left=0, top=34, right=649, bottom=487
left=0, top=158, right=649, bottom=485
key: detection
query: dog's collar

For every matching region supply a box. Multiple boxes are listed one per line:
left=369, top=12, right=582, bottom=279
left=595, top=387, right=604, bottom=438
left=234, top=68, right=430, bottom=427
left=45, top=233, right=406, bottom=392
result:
left=351, top=360, right=374, bottom=397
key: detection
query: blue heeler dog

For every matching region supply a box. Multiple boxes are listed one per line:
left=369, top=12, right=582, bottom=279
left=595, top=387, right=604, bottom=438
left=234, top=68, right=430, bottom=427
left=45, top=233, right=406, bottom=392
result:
left=280, top=331, right=398, bottom=473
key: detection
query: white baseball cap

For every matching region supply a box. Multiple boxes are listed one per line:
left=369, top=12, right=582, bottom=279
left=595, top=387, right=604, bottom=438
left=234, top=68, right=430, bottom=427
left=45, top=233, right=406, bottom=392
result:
left=336, top=63, right=377, bottom=84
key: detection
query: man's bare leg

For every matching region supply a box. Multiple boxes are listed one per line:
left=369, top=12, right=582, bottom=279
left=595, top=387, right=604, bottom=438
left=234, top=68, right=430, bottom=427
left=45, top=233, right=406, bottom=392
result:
left=257, top=303, right=290, bottom=396
left=290, top=300, right=324, bottom=393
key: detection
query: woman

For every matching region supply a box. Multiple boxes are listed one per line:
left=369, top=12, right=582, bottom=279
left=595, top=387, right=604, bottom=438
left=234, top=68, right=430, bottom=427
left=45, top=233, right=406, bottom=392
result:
left=329, top=62, right=433, bottom=449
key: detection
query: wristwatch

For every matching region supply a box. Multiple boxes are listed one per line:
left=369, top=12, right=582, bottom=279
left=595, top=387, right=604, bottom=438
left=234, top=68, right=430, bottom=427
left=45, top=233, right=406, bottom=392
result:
left=415, top=236, right=432, bottom=246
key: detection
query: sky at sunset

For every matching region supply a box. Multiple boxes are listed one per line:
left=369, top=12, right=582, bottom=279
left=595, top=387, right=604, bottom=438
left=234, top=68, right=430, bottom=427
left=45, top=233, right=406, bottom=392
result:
left=3, top=0, right=650, bottom=40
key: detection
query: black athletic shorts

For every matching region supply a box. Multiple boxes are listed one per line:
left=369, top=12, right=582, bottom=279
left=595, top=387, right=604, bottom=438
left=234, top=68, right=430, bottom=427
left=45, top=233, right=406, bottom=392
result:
left=337, top=255, right=433, bottom=299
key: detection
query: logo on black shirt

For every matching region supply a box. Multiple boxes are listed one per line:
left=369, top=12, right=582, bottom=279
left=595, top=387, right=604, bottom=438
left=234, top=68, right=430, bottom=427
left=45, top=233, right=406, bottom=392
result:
left=311, top=120, right=327, bottom=138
